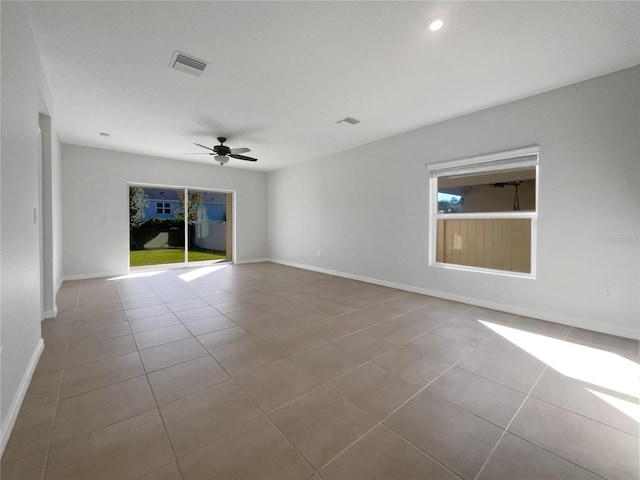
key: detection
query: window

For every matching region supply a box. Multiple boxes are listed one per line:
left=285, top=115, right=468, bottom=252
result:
left=428, top=146, right=539, bottom=277
left=155, top=202, right=171, bottom=214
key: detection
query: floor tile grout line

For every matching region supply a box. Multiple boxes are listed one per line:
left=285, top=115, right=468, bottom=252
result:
left=51, top=291, right=225, bottom=470
left=48, top=390, right=158, bottom=449
left=471, top=325, right=603, bottom=480
left=470, top=323, right=580, bottom=480
left=41, top=266, right=633, bottom=479
left=501, top=431, right=609, bottom=480
left=240, top=300, right=505, bottom=421
left=35, top=275, right=477, bottom=476
left=525, top=391, right=640, bottom=439
left=36, top=331, right=74, bottom=477
left=156, top=375, right=317, bottom=476
left=227, top=301, right=481, bottom=405
left=229, top=378, right=321, bottom=476
left=318, top=363, right=466, bottom=478
left=317, top=317, right=494, bottom=477
left=471, top=362, right=551, bottom=480
left=41, top=374, right=158, bottom=478
left=481, top=389, right=614, bottom=480
left=302, top=303, right=483, bottom=388
left=57, top=368, right=146, bottom=402
left=139, top=375, right=182, bottom=476
left=136, top=461, right=183, bottom=480
left=187, top=325, right=241, bottom=385
left=316, top=310, right=543, bottom=476
left=270, top=303, right=479, bottom=371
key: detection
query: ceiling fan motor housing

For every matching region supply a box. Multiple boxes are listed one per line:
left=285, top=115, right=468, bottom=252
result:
left=213, top=144, right=231, bottom=155
left=189, top=137, right=257, bottom=163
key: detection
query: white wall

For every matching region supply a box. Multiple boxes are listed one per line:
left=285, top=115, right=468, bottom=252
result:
left=0, top=1, right=53, bottom=449
left=39, top=114, right=64, bottom=318
left=268, top=66, right=640, bottom=339
left=52, top=130, right=63, bottom=294
left=62, top=145, right=269, bottom=278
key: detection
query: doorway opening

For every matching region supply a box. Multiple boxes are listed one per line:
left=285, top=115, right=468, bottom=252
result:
left=129, top=185, right=233, bottom=268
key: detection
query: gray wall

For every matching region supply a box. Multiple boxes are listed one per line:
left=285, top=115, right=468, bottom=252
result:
left=268, top=67, right=640, bottom=339
left=0, top=1, right=57, bottom=440
left=62, top=145, right=269, bottom=278
left=39, top=114, right=64, bottom=318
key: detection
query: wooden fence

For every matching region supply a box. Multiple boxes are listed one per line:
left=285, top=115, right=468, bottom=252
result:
left=436, top=218, right=531, bottom=273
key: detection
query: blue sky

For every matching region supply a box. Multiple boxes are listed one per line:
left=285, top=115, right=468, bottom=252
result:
left=438, top=192, right=462, bottom=202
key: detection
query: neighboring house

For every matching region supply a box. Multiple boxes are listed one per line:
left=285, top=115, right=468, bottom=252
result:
left=140, top=188, right=226, bottom=221
left=201, top=202, right=226, bottom=222
left=141, top=188, right=180, bottom=220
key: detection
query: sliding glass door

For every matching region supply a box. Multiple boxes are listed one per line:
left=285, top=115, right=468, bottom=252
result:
left=129, top=185, right=231, bottom=268
left=187, top=189, right=227, bottom=263
left=129, top=186, right=185, bottom=267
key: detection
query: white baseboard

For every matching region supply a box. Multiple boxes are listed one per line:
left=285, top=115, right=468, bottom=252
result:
left=269, top=259, right=639, bottom=340
left=42, top=276, right=65, bottom=319
left=55, top=276, right=64, bottom=294
left=1, top=338, right=45, bottom=456
left=61, top=259, right=271, bottom=281
left=62, top=271, right=124, bottom=282
left=235, top=258, right=270, bottom=265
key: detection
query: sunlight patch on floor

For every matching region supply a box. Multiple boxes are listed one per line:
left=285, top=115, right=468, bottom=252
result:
left=107, top=270, right=167, bottom=281
left=479, top=320, right=639, bottom=399
left=179, top=264, right=229, bottom=282
left=587, top=388, right=640, bottom=423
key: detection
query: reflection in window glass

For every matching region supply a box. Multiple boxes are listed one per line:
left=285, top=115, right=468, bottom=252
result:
left=438, top=167, right=536, bottom=214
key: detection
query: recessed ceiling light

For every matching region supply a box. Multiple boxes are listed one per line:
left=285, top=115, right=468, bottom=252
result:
left=427, top=18, right=444, bottom=32
left=99, top=132, right=110, bottom=137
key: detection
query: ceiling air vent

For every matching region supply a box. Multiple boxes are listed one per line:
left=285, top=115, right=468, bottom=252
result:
left=169, top=51, right=208, bottom=77
left=337, top=117, right=361, bottom=125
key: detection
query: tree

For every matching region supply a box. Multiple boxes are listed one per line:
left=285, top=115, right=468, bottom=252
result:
left=175, top=191, right=203, bottom=224
left=438, top=200, right=451, bottom=212
left=129, top=186, right=148, bottom=226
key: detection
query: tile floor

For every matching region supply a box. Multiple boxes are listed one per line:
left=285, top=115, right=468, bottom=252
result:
left=1, top=262, right=638, bottom=480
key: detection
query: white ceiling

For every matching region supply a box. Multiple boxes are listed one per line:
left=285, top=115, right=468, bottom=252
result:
left=26, top=1, right=640, bottom=172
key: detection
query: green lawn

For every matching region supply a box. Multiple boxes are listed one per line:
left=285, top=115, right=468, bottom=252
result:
left=130, top=247, right=226, bottom=266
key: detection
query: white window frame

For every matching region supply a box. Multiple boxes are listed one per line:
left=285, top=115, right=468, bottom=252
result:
left=427, top=146, right=539, bottom=278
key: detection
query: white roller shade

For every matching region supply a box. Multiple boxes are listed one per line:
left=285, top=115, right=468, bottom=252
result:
left=427, top=146, right=539, bottom=178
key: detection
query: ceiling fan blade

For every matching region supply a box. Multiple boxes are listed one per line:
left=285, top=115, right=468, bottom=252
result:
left=182, top=152, right=212, bottom=155
left=230, top=147, right=250, bottom=154
left=194, top=142, right=215, bottom=152
left=229, top=154, right=258, bottom=162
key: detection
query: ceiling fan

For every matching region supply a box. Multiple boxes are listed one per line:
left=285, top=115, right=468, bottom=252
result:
left=184, top=137, right=257, bottom=165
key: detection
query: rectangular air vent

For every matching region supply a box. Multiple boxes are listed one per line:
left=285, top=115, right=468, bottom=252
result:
left=337, top=117, right=361, bottom=125
left=169, top=51, right=208, bottom=77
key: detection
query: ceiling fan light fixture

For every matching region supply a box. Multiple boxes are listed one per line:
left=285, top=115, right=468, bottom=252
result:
left=215, top=155, right=229, bottom=165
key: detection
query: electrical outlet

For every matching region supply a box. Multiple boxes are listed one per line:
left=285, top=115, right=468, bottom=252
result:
left=397, top=260, right=402, bottom=268
left=317, top=250, right=321, bottom=257
left=601, top=286, right=613, bottom=297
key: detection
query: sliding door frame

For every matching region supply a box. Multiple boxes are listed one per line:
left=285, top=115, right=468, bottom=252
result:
left=127, top=181, right=236, bottom=270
